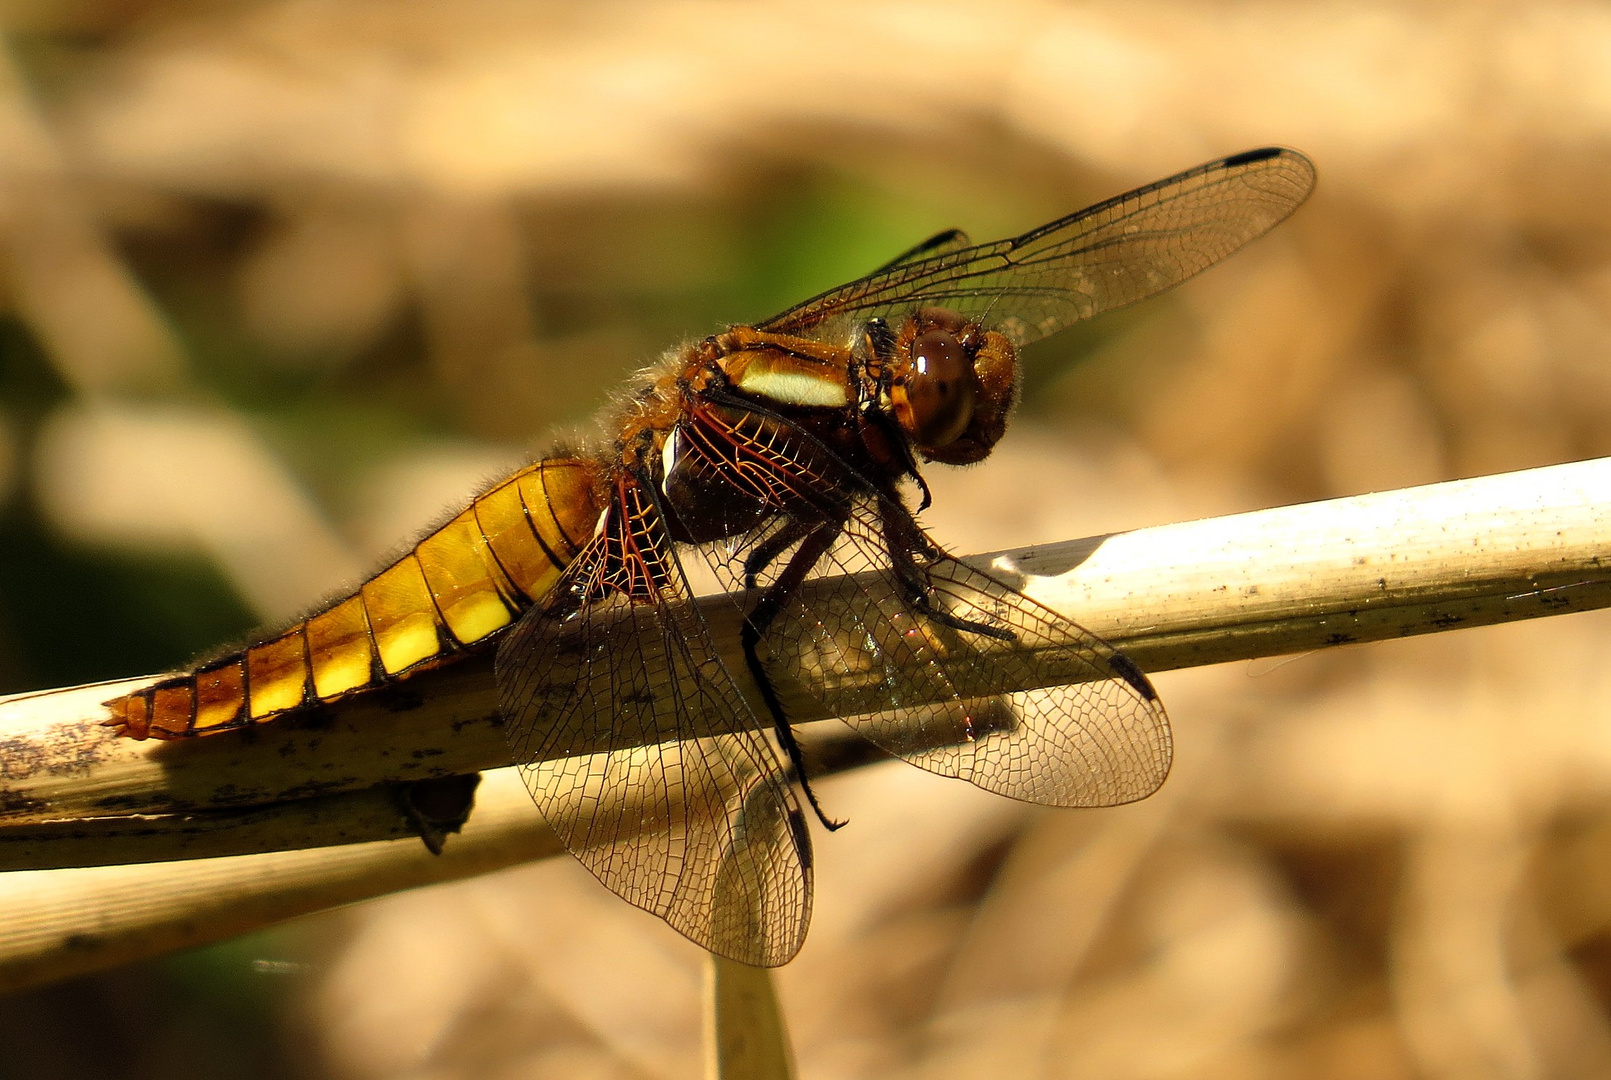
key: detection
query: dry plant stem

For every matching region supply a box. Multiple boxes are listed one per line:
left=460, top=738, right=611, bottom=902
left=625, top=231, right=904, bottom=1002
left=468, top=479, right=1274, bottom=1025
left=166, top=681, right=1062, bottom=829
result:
left=0, top=731, right=882, bottom=994
left=5, top=456, right=1609, bottom=831
left=1, top=456, right=1609, bottom=991
left=5, top=453, right=1611, bottom=830
left=0, top=768, right=561, bottom=992
left=0, top=783, right=426, bottom=869
left=705, top=953, right=798, bottom=1080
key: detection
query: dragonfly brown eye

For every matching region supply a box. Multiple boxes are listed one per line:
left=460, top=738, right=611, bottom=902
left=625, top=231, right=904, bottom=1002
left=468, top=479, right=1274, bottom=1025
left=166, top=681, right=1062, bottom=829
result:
left=898, top=327, right=976, bottom=449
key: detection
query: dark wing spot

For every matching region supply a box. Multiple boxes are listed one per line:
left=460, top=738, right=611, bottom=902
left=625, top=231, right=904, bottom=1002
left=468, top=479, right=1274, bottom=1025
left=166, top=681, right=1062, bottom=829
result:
left=1222, top=146, right=1284, bottom=167
left=1107, top=652, right=1158, bottom=701
left=788, top=807, right=813, bottom=870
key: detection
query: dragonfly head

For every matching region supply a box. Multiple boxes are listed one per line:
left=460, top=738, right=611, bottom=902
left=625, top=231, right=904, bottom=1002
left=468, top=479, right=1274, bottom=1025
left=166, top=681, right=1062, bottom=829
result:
left=886, top=306, right=1019, bottom=465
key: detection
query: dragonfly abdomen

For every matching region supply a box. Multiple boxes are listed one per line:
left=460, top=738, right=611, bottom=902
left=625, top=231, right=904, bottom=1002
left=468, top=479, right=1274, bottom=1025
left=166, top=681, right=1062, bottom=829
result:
left=106, top=456, right=606, bottom=740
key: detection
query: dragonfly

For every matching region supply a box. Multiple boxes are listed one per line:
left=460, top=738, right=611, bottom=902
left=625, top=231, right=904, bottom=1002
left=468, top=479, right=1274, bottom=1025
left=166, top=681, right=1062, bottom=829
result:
left=105, top=147, right=1315, bottom=966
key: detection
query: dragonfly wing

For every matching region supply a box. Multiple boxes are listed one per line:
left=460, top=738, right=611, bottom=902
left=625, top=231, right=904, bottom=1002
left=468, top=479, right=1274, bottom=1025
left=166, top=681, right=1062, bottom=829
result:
left=495, top=482, right=812, bottom=967
left=704, top=497, right=1171, bottom=808
left=865, top=227, right=973, bottom=275
left=758, top=147, right=1314, bottom=348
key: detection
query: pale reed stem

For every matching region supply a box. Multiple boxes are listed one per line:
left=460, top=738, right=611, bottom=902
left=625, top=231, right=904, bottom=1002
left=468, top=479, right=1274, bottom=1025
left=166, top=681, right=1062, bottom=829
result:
left=2, top=456, right=1609, bottom=990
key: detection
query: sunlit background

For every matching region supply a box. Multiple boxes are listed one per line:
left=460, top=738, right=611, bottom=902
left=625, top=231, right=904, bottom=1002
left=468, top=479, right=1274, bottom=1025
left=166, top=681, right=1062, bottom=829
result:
left=5, top=1, right=1611, bottom=1077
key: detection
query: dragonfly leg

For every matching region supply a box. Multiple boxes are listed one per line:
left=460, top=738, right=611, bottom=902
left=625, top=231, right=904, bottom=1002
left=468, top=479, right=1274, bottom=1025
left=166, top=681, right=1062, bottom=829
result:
left=740, top=518, right=847, bottom=832
left=742, top=514, right=818, bottom=589
left=904, top=582, right=1014, bottom=641
left=878, top=500, right=1015, bottom=642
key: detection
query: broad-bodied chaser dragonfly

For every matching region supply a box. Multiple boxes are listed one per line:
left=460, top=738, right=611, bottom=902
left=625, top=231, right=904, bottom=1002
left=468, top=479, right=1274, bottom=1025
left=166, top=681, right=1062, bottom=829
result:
left=107, top=147, right=1315, bottom=965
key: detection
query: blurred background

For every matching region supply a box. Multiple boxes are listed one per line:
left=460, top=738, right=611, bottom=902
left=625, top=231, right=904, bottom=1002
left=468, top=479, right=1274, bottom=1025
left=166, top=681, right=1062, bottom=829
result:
left=4, top=0, right=1611, bottom=1077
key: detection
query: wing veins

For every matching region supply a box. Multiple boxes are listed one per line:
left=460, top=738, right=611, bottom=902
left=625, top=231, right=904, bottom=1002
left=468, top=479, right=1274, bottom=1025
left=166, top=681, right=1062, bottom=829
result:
left=757, top=148, right=1314, bottom=345
left=494, top=482, right=811, bottom=966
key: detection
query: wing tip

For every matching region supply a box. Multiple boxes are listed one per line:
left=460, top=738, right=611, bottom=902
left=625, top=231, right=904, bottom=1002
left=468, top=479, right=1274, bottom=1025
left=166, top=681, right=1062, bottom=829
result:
left=1106, top=650, right=1159, bottom=702
left=1222, top=146, right=1286, bottom=167
left=1222, top=146, right=1317, bottom=189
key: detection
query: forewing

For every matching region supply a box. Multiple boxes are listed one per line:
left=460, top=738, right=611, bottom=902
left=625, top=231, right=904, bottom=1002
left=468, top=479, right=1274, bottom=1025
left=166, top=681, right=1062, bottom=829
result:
left=759, top=147, right=1314, bottom=348
left=703, top=499, right=1171, bottom=807
left=865, top=227, right=973, bottom=275
left=495, top=487, right=811, bottom=967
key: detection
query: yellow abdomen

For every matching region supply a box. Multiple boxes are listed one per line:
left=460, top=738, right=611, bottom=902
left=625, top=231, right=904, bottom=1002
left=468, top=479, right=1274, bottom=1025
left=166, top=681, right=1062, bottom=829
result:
left=106, top=456, right=606, bottom=740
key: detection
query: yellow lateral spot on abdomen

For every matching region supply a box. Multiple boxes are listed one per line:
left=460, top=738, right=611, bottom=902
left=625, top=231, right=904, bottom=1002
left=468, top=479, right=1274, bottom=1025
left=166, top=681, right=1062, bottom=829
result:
left=417, top=509, right=515, bottom=645
left=307, top=595, right=375, bottom=698
left=442, top=589, right=510, bottom=644
left=363, top=558, right=443, bottom=674
left=193, top=662, right=245, bottom=731
left=246, top=630, right=310, bottom=718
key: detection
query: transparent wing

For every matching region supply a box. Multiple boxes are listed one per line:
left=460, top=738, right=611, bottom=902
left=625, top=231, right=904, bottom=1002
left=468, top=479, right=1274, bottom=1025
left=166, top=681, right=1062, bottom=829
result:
left=494, top=478, right=811, bottom=967
left=865, top=227, right=973, bottom=275
left=685, top=403, right=1172, bottom=807
left=797, top=504, right=1172, bottom=805
left=759, top=147, right=1314, bottom=347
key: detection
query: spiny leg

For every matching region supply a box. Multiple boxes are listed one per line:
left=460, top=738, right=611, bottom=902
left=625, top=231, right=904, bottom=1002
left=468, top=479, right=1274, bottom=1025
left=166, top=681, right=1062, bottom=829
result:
left=742, top=514, right=819, bottom=589
left=877, top=499, right=1015, bottom=642
left=739, top=518, right=846, bottom=831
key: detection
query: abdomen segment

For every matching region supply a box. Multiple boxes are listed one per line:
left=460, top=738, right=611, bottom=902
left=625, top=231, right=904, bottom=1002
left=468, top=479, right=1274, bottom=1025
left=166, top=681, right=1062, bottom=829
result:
left=106, top=456, right=605, bottom=740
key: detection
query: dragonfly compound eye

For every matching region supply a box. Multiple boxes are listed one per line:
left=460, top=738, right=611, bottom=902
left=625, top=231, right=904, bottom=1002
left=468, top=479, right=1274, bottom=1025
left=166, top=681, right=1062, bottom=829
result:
left=896, top=327, right=977, bottom=450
